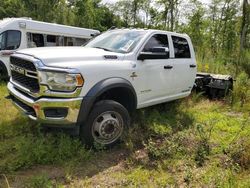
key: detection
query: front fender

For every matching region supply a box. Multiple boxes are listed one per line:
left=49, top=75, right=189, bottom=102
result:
left=77, top=77, right=137, bottom=125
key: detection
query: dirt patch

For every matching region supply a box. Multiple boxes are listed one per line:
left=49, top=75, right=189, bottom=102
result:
left=3, top=147, right=129, bottom=187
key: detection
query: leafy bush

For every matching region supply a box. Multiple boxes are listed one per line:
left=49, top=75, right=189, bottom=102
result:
left=144, top=138, right=179, bottom=160
left=240, top=50, right=250, bottom=77
left=232, top=72, right=250, bottom=107
left=228, top=137, right=250, bottom=170
left=194, top=123, right=213, bottom=167
left=24, top=174, right=53, bottom=188
left=144, top=131, right=193, bottom=161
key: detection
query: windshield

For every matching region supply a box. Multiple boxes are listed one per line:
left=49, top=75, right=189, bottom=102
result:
left=85, top=30, right=146, bottom=53
left=0, top=30, right=21, bottom=51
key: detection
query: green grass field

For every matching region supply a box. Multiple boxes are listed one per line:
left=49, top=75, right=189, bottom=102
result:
left=0, top=82, right=249, bottom=187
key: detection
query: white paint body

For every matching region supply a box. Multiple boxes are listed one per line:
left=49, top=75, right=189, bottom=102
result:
left=16, top=29, right=197, bottom=109
left=0, top=18, right=100, bottom=75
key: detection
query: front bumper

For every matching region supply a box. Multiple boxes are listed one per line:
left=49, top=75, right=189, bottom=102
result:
left=7, top=82, right=82, bottom=125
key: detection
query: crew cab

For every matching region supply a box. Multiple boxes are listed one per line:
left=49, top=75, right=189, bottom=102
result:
left=7, top=29, right=197, bottom=147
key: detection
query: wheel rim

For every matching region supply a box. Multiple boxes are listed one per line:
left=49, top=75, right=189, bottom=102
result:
left=92, top=111, right=124, bottom=145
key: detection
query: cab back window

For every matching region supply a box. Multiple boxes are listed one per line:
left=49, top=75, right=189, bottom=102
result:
left=0, top=30, right=21, bottom=50
left=172, top=36, right=191, bottom=58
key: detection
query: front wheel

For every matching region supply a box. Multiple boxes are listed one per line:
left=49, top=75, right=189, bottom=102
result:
left=80, top=100, right=130, bottom=148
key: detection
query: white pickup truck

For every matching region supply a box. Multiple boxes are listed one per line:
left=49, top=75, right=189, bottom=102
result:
left=7, top=28, right=198, bottom=147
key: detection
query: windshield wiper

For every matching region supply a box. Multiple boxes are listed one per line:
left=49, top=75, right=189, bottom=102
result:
left=94, top=46, right=113, bottom=52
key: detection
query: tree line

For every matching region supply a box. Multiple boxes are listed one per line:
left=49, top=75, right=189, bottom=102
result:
left=0, top=0, right=249, bottom=76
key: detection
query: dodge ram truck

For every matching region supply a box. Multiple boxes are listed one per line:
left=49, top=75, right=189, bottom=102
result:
left=7, top=29, right=197, bottom=147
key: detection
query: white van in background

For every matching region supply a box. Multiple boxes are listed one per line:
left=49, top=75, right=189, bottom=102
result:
left=0, top=17, right=100, bottom=79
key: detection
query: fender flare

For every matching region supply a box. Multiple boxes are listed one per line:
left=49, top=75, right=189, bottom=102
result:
left=77, top=77, right=137, bottom=125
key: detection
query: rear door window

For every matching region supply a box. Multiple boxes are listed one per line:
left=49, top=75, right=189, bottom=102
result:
left=172, top=36, right=191, bottom=58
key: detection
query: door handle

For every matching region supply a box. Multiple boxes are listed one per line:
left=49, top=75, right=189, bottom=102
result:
left=190, top=64, right=196, bottom=68
left=164, top=65, right=173, bottom=69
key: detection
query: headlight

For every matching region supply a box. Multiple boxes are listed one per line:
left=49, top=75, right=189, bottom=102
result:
left=39, top=71, right=84, bottom=92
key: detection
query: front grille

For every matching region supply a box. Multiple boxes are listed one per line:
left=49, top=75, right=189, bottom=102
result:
left=10, top=94, right=36, bottom=117
left=10, top=56, right=40, bottom=93
left=10, top=56, right=36, bottom=71
left=11, top=71, right=40, bottom=93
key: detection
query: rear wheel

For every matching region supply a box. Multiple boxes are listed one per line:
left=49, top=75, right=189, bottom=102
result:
left=80, top=100, right=130, bottom=148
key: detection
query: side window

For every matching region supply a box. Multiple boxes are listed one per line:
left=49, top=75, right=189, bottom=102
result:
left=27, top=33, right=45, bottom=48
left=73, top=38, right=87, bottom=46
left=64, top=37, right=73, bottom=46
left=172, top=36, right=191, bottom=58
left=46, top=35, right=56, bottom=46
left=58, top=36, right=64, bottom=46
left=32, top=33, right=44, bottom=47
left=47, top=35, right=56, bottom=43
left=0, top=30, right=21, bottom=50
left=143, top=34, right=169, bottom=54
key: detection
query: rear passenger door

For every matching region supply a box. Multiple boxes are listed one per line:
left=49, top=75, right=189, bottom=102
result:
left=170, top=35, right=196, bottom=94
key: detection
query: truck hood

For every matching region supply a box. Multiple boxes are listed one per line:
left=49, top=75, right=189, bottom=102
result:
left=16, top=47, right=124, bottom=66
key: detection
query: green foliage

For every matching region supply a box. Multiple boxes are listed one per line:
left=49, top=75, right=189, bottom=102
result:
left=0, top=82, right=249, bottom=186
left=194, top=123, right=213, bottom=167
left=0, top=1, right=249, bottom=186
left=229, top=138, right=250, bottom=170
left=24, top=174, right=53, bottom=188
left=0, top=83, right=92, bottom=173
left=232, top=71, right=250, bottom=108
left=75, top=0, right=96, bottom=28
left=0, top=0, right=123, bottom=30
left=0, top=0, right=248, bottom=78
left=115, top=167, right=176, bottom=187
left=144, top=138, right=179, bottom=160
left=0, top=131, right=92, bottom=172
left=240, top=50, right=250, bottom=76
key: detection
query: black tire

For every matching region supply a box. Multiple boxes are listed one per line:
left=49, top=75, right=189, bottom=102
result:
left=80, top=100, right=130, bottom=148
left=0, top=62, right=9, bottom=82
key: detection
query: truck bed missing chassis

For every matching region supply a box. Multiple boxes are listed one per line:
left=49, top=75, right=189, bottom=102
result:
left=194, top=72, right=233, bottom=99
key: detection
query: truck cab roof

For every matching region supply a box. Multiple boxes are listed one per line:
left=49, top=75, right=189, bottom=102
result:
left=106, top=28, right=189, bottom=38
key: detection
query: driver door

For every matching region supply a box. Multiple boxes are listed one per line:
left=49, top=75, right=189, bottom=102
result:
left=136, top=34, right=174, bottom=107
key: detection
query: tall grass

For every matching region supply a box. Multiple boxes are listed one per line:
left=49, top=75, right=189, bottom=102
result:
left=0, top=83, right=92, bottom=173
left=0, top=66, right=249, bottom=187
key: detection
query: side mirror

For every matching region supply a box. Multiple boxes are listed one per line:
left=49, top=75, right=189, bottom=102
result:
left=150, top=47, right=169, bottom=53
left=137, top=47, right=169, bottom=61
left=5, top=46, right=15, bottom=50
left=1, top=50, right=14, bottom=56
